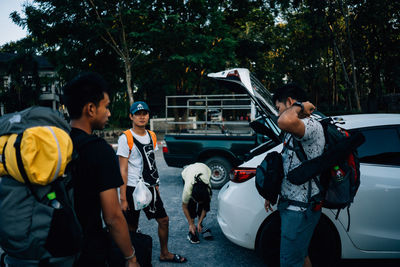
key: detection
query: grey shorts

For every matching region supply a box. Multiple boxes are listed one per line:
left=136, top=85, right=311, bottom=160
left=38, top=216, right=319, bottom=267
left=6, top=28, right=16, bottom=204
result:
left=279, top=208, right=321, bottom=267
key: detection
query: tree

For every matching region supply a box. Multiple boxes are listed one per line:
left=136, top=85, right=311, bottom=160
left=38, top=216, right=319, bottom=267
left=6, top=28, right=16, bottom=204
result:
left=132, top=0, right=239, bottom=119
left=86, top=0, right=151, bottom=105
left=11, top=0, right=138, bottom=104
left=0, top=51, right=41, bottom=113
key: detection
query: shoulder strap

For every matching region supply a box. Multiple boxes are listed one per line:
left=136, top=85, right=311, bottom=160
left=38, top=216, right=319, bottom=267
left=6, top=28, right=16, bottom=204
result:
left=284, top=134, right=308, bottom=162
left=292, top=139, right=308, bottom=162
left=123, top=129, right=134, bottom=155
left=148, top=130, right=157, bottom=149
left=14, top=133, right=39, bottom=201
left=124, top=129, right=157, bottom=155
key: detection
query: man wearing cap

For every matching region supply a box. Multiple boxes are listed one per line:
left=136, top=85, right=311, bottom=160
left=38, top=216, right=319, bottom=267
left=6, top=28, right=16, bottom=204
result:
left=117, top=101, right=187, bottom=264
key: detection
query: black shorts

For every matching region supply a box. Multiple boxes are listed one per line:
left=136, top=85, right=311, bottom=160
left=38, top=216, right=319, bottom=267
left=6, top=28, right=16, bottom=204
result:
left=187, top=199, right=209, bottom=219
left=124, top=185, right=168, bottom=227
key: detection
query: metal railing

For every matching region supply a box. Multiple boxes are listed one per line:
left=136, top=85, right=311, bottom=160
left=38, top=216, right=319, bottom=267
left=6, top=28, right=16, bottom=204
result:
left=165, top=94, right=255, bottom=135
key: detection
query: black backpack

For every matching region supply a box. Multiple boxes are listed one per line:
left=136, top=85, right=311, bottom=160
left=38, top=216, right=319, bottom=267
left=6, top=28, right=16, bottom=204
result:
left=287, top=117, right=365, bottom=230
left=255, top=151, right=284, bottom=205
left=0, top=107, right=83, bottom=264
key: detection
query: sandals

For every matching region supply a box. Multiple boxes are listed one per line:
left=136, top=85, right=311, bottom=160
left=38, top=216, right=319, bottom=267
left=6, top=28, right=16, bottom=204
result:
left=159, top=253, right=187, bottom=263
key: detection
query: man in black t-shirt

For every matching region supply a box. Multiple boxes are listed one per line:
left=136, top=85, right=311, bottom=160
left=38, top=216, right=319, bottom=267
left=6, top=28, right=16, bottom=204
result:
left=63, top=72, right=139, bottom=267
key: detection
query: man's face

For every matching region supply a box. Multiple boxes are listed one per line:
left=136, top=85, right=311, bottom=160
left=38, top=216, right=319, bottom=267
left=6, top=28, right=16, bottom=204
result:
left=92, top=92, right=111, bottom=130
left=275, top=99, right=290, bottom=116
left=131, top=110, right=149, bottom=127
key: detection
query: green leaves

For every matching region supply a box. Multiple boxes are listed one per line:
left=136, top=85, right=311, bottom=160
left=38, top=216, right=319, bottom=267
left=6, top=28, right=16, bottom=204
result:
left=3, top=0, right=398, bottom=118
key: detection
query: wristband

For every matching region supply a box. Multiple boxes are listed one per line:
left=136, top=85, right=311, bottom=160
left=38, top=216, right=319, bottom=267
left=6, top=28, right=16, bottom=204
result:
left=125, top=247, right=136, bottom=260
left=293, top=101, right=304, bottom=113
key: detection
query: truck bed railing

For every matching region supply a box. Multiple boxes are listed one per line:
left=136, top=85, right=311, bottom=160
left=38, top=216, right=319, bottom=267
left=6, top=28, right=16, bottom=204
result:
left=165, top=94, right=255, bottom=135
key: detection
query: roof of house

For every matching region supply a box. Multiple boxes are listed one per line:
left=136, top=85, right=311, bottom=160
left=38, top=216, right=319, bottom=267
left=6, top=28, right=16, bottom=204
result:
left=0, top=52, right=54, bottom=71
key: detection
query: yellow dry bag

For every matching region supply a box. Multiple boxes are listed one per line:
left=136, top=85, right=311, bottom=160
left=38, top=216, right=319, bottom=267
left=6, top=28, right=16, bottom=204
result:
left=0, top=126, right=73, bottom=185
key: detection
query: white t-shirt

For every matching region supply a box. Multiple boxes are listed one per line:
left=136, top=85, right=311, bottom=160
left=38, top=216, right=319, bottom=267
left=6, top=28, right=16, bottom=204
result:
left=181, top=162, right=211, bottom=204
left=116, top=129, right=158, bottom=187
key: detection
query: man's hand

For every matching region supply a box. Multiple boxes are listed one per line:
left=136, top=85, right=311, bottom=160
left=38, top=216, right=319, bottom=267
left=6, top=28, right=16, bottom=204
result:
left=120, top=199, right=129, bottom=211
left=197, top=222, right=203, bottom=233
left=189, top=223, right=196, bottom=234
left=264, top=200, right=273, bottom=212
left=126, top=257, right=140, bottom=267
left=300, top=101, right=315, bottom=118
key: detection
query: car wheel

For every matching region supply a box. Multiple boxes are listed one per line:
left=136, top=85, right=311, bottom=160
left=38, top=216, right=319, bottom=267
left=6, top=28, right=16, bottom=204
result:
left=255, top=213, right=340, bottom=267
left=255, top=212, right=281, bottom=267
left=309, top=214, right=341, bottom=267
left=204, top=156, right=232, bottom=189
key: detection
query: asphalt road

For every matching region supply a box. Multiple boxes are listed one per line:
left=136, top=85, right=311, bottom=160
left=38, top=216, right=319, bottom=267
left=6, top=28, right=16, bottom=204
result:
left=138, top=149, right=265, bottom=267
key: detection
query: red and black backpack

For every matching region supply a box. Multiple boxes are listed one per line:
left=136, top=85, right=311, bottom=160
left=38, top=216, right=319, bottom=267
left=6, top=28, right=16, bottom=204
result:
left=287, top=117, right=365, bottom=230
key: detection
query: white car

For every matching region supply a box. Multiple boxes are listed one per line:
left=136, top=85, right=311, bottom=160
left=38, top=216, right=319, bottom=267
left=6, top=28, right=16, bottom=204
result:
left=208, top=68, right=400, bottom=266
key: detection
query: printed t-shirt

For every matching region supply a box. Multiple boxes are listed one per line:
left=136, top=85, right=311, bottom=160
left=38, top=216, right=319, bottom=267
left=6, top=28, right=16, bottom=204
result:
left=116, top=129, right=158, bottom=187
left=280, top=117, right=325, bottom=211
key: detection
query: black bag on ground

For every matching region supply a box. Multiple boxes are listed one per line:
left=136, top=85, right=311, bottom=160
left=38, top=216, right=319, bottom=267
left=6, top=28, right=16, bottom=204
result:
left=131, top=231, right=153, bottom=267
left=255, top=151, right=284, bottom=205
left=108, top=231, right=153, bottom=267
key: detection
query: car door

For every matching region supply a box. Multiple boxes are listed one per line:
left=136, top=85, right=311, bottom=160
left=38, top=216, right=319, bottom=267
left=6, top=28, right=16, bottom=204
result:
left=344, top=125, right=400, bottom=251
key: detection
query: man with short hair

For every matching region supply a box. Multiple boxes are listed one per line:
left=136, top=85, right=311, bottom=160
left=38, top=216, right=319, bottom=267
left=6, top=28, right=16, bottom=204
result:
left=63, top=72, right=139, bottom=267
left=117, top=101, right=187, bottom=264
left=264, top=83, right=325, bottom=267
left=181, top=163, right=213, bottom=244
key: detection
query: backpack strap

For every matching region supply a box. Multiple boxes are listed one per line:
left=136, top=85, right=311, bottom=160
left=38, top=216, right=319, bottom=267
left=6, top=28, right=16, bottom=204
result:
left=148, top=130, right=157, bottom=149
left=123, top=129, right=157, bottom=156
left=286, top=136, right=317, bottom=205
left=291, top=138, right=308, bottom=163
left=13, top=133, right=40, bottom=201
left=123, top=129, right=134, bottom=155
left=1, top=140, right=9, bottom=174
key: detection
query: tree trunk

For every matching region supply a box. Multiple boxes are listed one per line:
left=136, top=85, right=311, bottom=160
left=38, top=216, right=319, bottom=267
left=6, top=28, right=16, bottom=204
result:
left=332, top=46, right=337, bottom=109
left=124, top=58, right=134, bottom=105
left=340, top=0, right=361, bottom=111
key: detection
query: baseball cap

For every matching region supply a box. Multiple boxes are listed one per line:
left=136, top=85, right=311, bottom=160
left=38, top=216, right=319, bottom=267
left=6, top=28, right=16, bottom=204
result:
left=130, top=101, right=150, bottom=114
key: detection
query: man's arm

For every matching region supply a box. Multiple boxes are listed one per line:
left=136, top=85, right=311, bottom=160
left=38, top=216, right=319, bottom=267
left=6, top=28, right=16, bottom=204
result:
left=182, top=203, right=196, bottom=234
left=100, top=188, right=139, bottom=266
left=277, top=101, right=315, bottom=137
left=118, top=156, right=129, bottom=211
left=197, top=209, right=207, bottom=233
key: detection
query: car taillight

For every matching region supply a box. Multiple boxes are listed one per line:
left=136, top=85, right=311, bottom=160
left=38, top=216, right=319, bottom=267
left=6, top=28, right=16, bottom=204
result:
left=230, top=168, right=256, bottom=183
left=162, top=145, right=168, bottom=153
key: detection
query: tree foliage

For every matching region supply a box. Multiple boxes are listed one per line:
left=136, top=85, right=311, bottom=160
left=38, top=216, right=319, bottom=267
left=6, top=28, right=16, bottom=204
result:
left=2, top=0, right=399, bottom=120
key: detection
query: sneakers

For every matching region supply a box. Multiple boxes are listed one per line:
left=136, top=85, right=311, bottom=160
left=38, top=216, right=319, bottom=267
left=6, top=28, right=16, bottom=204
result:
left=202, top=229, right=213, bottom=240
left=187, top=231, right=200, bottom=244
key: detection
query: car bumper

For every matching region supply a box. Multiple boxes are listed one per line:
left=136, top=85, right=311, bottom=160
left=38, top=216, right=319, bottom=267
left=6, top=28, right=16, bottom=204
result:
left=217, top=179, right=269, bottom=250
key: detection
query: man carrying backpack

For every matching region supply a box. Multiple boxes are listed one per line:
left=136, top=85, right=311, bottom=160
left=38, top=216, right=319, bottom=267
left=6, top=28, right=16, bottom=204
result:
left=117, top=101, right=187, bottom=264
left=63, top=73, right=139, bottom=267
left=264, top=84, right=325, bottom=267
left=181, top=163, right=213, bottom=244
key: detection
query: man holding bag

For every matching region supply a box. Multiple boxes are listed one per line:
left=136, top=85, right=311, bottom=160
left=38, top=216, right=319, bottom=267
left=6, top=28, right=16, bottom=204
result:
left=117, top=101, right=187, bottom=264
